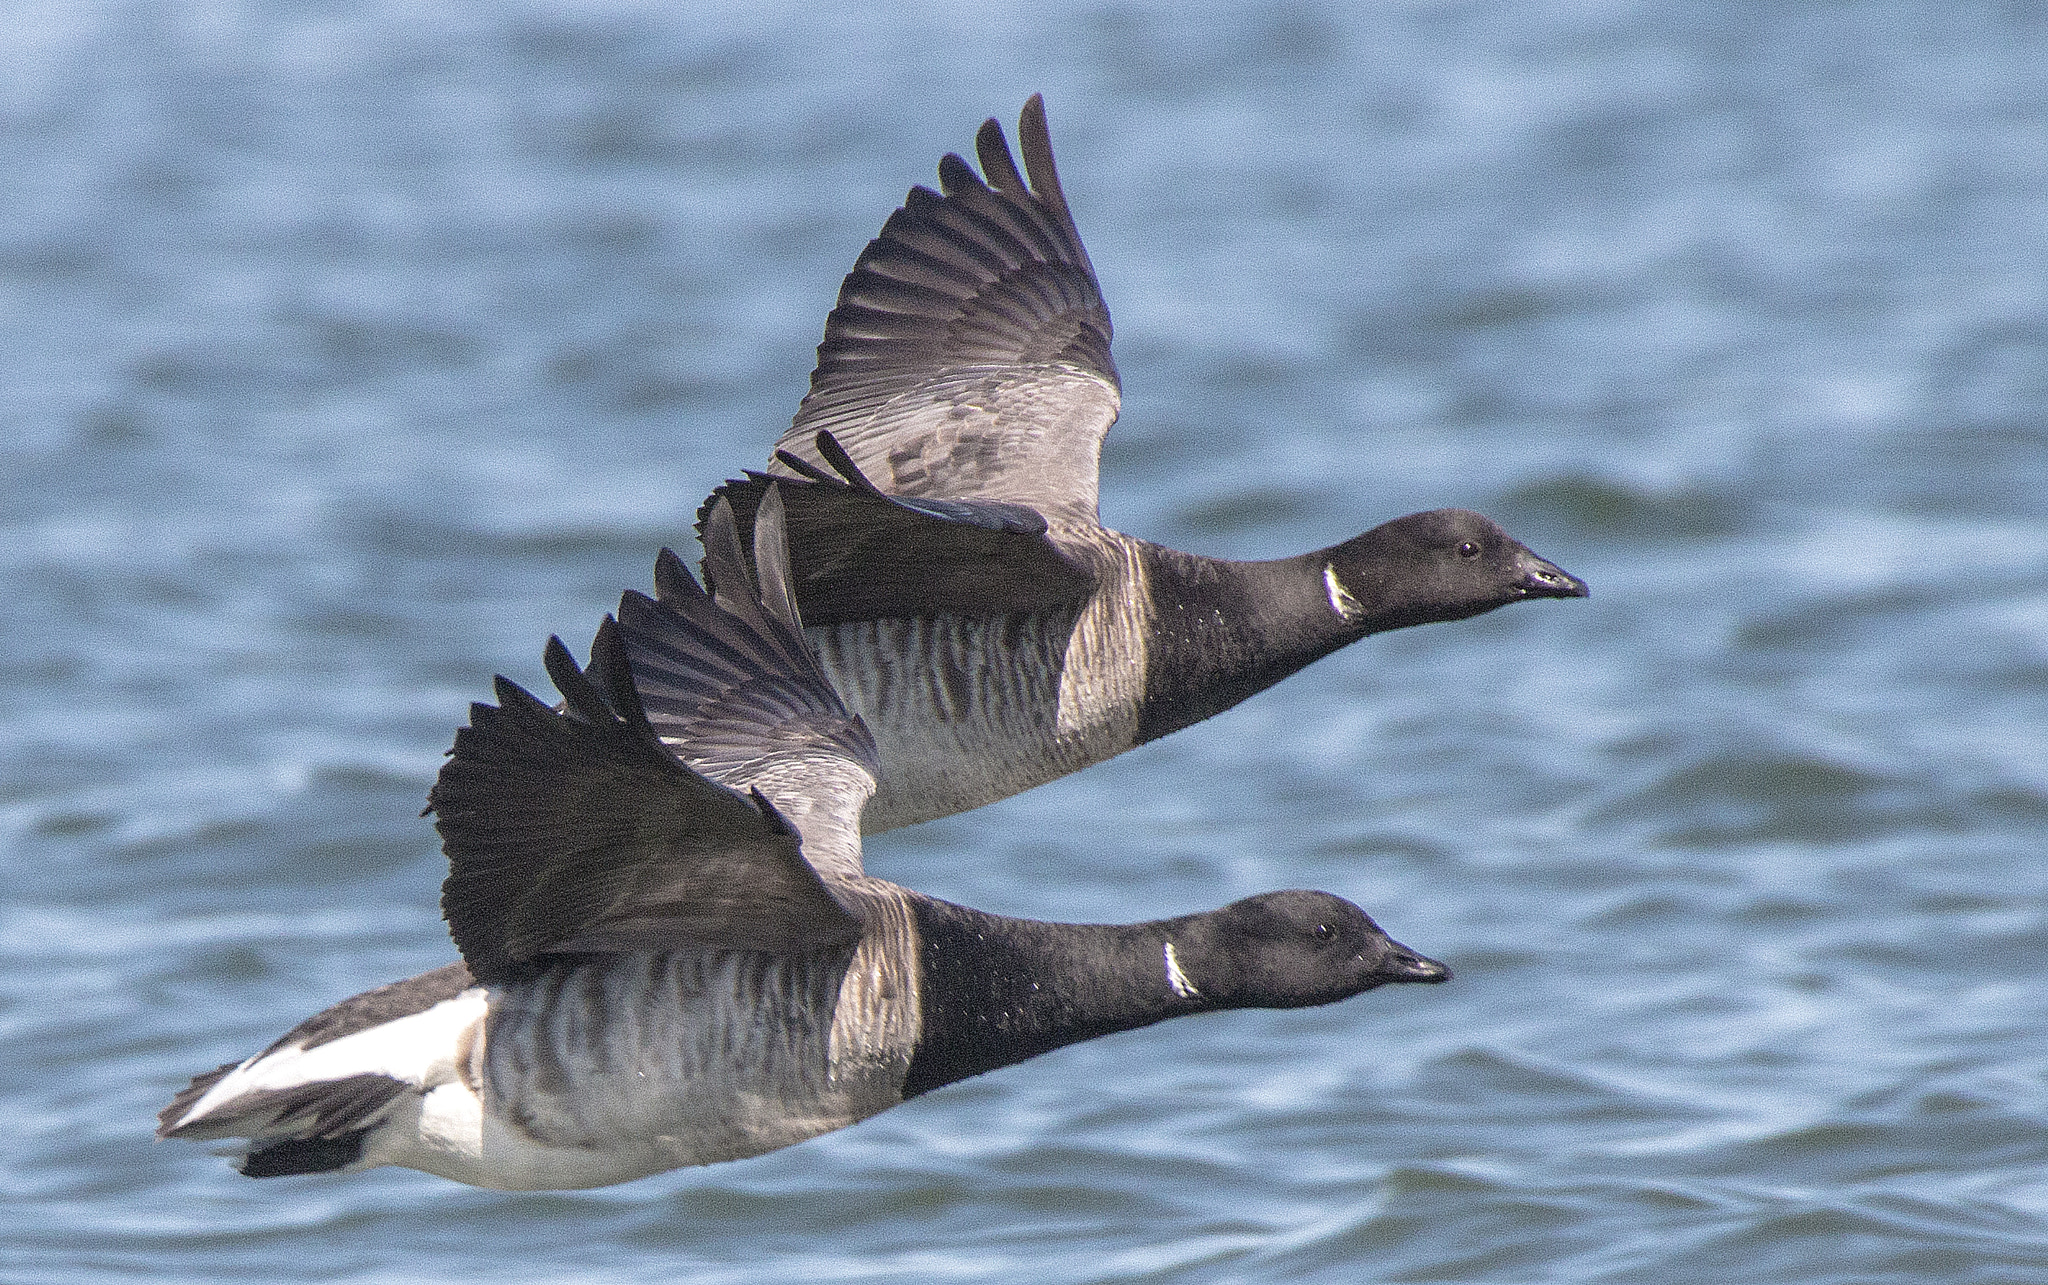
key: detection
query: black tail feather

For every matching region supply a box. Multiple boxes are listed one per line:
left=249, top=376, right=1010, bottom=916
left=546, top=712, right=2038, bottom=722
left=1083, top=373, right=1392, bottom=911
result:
left=240, top=1131, right=369, bottom=1178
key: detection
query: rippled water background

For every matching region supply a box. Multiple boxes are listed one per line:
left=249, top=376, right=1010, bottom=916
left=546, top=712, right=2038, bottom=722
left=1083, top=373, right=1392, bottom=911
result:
left=7, top=3, right=2047, bottom=1281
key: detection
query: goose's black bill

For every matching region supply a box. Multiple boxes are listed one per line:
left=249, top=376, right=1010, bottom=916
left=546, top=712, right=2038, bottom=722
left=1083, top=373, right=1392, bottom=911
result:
left=1513, top=549, right=1590, bottom=600
left=1374, top=943, right=1452, bottom=986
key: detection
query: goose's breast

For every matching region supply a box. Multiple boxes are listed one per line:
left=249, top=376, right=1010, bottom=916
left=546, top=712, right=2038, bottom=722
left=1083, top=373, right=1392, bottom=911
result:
left=476, top=953, right=905, bottom=1176
left=815, top=600, right=1148, bottom=830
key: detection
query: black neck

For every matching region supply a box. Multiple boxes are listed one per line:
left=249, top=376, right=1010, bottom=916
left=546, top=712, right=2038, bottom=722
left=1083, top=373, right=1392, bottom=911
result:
left=1134, top=543, right=1364, bottom=745
left=902, top=898, right=1208, bottom=1098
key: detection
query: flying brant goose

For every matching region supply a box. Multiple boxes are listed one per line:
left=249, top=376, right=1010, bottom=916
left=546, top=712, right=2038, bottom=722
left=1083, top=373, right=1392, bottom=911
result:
left=157, top=488, right=1449, bottom=1190
left=706, top=97, right=1589, bottom=832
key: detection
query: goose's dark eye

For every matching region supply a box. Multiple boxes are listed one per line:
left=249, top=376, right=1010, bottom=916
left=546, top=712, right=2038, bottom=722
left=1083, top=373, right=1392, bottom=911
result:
left=1456, top=540, right=1480, bottom=559
left=1313, top=923, right=1334, bottom=941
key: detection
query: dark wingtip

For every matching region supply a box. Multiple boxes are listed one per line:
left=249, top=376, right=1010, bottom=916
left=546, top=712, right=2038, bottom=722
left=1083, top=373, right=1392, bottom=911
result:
left=975, top=117, right=1016, bottom=189
left=1017, top=95, right=1050, bottom=178
left=936, top=151, right=985, bottom=196
left=651, top=547, right=704, bottom=604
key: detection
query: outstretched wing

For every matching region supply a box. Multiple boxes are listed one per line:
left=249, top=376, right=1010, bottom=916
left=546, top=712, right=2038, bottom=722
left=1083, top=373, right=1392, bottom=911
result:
left=619, top=489, right=880, bottom=877
left=701, top=433, right=1097, bottom=626
left=430, top=489, right=873, bottom=983
left=771, top=94, right=1119, bottom=527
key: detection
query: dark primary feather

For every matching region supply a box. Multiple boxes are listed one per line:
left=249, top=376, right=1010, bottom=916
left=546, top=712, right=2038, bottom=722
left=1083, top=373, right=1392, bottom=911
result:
left=772, top=94, right=1120, bottom=524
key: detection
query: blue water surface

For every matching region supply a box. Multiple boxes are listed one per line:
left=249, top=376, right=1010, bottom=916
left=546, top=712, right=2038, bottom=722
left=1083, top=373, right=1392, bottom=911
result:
left=5, top=3, right=2047, bottom=1281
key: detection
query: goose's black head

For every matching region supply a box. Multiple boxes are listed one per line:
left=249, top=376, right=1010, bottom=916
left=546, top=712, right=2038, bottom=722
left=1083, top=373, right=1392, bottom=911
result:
left=1323, top=508, right=1588, bottom=635
left=900, top=889, right=1449, bottom=1098
left=1179, top=890, right=1449, bottom=1010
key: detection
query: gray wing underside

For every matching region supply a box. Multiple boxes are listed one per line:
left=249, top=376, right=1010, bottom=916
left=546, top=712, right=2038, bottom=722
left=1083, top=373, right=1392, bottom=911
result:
left=772, top=94, right=1119, bottom=527
left=429, top=490, right=875, bottom=984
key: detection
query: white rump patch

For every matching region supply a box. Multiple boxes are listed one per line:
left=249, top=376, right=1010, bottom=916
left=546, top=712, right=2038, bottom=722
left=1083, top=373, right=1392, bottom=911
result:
left=1323, top=562, right=1365, bottom=621
left=173, top=989, right=489, bottom=1133
left=1163, top=942, right=1201, bottom=999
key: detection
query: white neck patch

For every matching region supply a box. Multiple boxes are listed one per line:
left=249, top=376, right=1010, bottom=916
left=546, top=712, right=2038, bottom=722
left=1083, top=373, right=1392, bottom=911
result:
left=1323, top=562, right=1365, bottom=621
left=1164, top=941, right=1201, bottom=998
